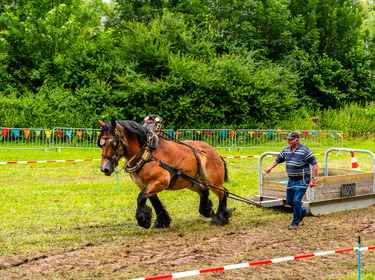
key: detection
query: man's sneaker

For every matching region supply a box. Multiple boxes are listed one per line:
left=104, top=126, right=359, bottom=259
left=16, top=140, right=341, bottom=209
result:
left=288, top=223, right=298, bottom=230
left=300, top=211, right=307, bottom=223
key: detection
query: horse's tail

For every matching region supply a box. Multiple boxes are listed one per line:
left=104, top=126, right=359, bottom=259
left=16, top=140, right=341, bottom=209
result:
left=220, top=156, right=230, bottom=183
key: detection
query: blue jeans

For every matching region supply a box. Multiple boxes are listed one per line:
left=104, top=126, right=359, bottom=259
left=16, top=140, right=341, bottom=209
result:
left=286, top=178, right=310, bottom=225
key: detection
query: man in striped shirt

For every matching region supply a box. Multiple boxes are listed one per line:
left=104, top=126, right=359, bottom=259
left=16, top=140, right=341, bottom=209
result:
left=264, top=131, right=318, bottom=230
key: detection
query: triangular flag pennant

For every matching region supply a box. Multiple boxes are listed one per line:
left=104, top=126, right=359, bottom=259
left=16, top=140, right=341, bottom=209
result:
left=2, top=129, right=9, bottom=137
left=158, top=131, right=162, bottom=135
left=56, top=131, right=63, bottom=137
left=303, top=131, right=309, bottom=135
left=311, top=132, right=317, bottom=136
left=336, top=133, right=342, bottom=137
left=35, top=130, right=41, bottom=136
left=267, top=131, right=273, bottom=135
left=221, top=131, right=226, bottom=138
left=168, top=131, right=173, bottom=137
left=66, top=131, right=72, bottom=138
left=196, top=131, right=201, bottom=135
left=97, top=131, right=100, bottom=136
left=282, top=131, right=288, bottom=134
left=296, top=131, right=301, bottom=134
left=13, top=129, right=20, bottom=138
left=24, top=130, right=30, bottom=139
left=254, top=132, right=258, bottom=136
left=76, top=131, right=83, bottom=139
left=230, top=131, right=235, bottom=138
left=205, top=131, right=211, bottom=136
left=87, top=131, right=93, bottom=137
left=45, top=131, right=51, bottom=139
left=320, top=132, right=326, bottom=135
left=176, top=132, right=183, bottom=137
left=343, top=133, right=347, bottom=137
left=249, top=131, right=254, bottom=138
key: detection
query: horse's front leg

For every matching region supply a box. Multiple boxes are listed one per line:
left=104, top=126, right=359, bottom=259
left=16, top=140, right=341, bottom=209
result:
left=135, top=189, right=153, bottom=229
left=149, top=195, right=171, bottom=228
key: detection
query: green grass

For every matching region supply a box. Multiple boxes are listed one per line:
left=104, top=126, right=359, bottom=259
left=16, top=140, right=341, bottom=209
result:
left=1, top=140, right=375, bottom=278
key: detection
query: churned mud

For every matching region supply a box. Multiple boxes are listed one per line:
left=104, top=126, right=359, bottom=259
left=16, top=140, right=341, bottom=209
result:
left=1, top=207, right=375, bottom=280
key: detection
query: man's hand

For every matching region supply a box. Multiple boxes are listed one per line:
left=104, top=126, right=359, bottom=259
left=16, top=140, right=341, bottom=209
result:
left=264, top=167, right=272, bottom=174
left=309, top=178, right=316, bottom=188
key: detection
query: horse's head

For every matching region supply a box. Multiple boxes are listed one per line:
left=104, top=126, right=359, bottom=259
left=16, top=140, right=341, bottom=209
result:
left=98, top=120, right=127, bottom=176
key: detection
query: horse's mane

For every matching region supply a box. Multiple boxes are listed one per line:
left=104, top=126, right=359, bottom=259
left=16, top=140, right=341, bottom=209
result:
left=117, top=120, right=148, bottom=147
left=98, top=120, right=148, bottom=147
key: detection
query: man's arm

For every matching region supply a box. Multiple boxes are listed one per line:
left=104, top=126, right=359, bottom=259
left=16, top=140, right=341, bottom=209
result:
left=309, top=163, right=318, bottom=187
left=264, top=160, right=278, bottom=174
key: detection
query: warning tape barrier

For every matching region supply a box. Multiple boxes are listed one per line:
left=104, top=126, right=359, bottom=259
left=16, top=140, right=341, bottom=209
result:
left=129, top=246, right=375, bottom=280
left=0, top=152, right=343, bottom=165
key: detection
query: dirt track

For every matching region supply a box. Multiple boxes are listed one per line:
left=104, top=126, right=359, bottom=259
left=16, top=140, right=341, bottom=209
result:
left=1, top=205, right=375, bottom=280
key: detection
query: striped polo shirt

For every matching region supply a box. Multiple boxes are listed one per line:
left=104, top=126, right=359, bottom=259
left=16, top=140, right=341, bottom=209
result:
left=275, top=143, right=317, bottom=178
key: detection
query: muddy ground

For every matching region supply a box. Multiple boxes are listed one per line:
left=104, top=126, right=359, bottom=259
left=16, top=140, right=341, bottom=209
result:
left=1, top=205, right=375, bottom=280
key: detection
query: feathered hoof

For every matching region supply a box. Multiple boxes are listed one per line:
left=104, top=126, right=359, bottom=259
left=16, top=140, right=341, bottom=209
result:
left=136, top=205, right=153, bottom=229
left=210, top=208, right=232, bottom=226
left=153, top=211, right=171, bottom=229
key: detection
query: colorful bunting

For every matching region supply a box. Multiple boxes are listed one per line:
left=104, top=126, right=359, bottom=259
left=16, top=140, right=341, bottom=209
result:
left=158, top=131, right=162, bottom=135
left=221, top=131, right=227, bottom=138
left=303, top=131, right=309, bottom=135
left=320, top=132, right=326, bottom=135
left=35, top=130, right=41, bottom=136
left=2, top=129, right=9, bottom=137
left=311, top=132, right=317, bottom=136
left=56, top=131, right=63, bottom=137
left=230, top=131, right=235, bottom=138
left=343, top=133, right=347, bottom=137
left=267, top=131, right=273, bottom=135
left=176, top=132, right=183, bottom=137
left=205, top=131, right=211, bottom=136
left=336, top=133, right=342, bottom=137
left=24, top=130, right=30, bottom=139
left=66, top=131, right=72, bottom=138
left=97, top=131, right=100, bottom=136
left=86, top=131, right=92, bottom=137
left=248, top=131, right=254, bottom=137
left=13, top=129, right=19, bottom=138
left=196, top=131, right=201, bottom=135
left=45, top=131, right=50, bottom=139
left=76, top=131, right=83, bottom=139
left=254, top=132, right=258, bottom=136
left=168, top=131, right=173, bottom=137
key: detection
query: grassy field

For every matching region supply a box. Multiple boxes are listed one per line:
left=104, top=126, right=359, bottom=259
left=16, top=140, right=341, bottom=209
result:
left=1, top=140, right=375, bottom=279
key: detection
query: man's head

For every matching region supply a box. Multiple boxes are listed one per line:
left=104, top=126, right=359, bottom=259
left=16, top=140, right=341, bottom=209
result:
left=285, top=131, right=300, bottom=148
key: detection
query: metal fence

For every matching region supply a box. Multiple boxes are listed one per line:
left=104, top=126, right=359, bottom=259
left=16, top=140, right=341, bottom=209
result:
left=0, top=127, right=51, bottom=150
left=0, top=126, right=345, bottom=151
left=176, top=129, right=235, bottom=149
left=52, top=127, right=101, bottom=150
left=235, top=129, right=344, bottom=150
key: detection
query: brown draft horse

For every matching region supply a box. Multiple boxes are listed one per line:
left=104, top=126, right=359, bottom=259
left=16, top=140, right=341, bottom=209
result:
left=97, top=120, right=232, bottom=228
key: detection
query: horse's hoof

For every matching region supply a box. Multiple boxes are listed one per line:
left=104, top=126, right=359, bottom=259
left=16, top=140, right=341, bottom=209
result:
left=152, top=212, right=171, bottom=228
left=210, top=215, right=229, bottom=226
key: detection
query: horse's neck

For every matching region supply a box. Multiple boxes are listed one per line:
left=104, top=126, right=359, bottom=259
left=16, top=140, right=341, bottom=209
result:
left=123, top=132, right=142, bottom=161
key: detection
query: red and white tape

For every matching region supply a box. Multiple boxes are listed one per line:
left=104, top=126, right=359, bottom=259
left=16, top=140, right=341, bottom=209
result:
left=129, top=246, right=375, bottom=280
left=0, top=152, right=340, bottom=165
left=0, top=159, right=101, bottom=165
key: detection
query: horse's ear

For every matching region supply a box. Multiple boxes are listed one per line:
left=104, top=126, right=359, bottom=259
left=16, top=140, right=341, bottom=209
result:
left=111, top=120, right=116, bottom=129
left=98, top=120, right=106, bottom=127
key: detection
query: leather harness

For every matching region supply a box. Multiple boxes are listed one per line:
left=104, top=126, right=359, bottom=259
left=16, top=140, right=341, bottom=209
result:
left=99, top=126, right=202, bottom=187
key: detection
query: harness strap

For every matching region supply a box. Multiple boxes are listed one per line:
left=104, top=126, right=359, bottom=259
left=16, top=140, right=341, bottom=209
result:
left=156, top=158, right=205, bottom=187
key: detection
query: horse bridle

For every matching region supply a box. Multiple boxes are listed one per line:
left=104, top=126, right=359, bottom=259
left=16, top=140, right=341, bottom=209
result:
left=99, top=126, right=128, bottom=167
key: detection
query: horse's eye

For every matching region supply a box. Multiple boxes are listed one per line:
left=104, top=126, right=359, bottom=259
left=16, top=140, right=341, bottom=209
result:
left=100, top=138, right=106, bottom=146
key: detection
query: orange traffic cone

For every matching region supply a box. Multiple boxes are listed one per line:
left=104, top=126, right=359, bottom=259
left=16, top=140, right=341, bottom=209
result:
left=351, top=153, right=361, bottom=171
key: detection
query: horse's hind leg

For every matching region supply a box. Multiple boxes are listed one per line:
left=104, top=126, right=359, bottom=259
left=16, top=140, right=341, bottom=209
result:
left=198, top=187, right=214, bottom=218
left=136, top=189, right=153, bottom=229
left=149, top=195, right=171, bottom=228
left=211, top=188, right=232, bottom=226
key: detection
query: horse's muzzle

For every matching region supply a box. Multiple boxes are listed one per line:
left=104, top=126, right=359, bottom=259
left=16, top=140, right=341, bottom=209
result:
left=100, top=162, right=114, bottom=176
